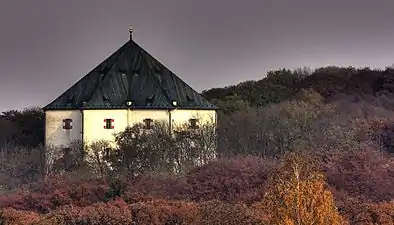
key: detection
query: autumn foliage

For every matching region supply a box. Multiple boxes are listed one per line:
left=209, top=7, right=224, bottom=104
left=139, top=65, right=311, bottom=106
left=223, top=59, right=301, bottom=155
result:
left=0, top=153, right=354, bottom=225
left=2, top=66, right=394, bottom=224
left=254, top=152, right=347, bottom=225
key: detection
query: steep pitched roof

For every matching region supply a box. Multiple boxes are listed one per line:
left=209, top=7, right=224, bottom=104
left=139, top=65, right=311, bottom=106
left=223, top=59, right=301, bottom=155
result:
left=44, top=39, right=218, bottom=110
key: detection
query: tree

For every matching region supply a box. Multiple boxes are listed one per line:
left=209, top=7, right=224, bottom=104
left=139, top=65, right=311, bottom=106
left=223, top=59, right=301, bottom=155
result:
left=210, top=94, right=250, bottom=114
left=254, top=151, right=348, bottom=225
left=1, top=107, right=44, bottom=148
left=110, top=120, right=217, bottom=176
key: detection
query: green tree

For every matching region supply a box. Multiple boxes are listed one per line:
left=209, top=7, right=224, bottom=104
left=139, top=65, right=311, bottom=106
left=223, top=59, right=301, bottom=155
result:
left=1, top=107, right=44, bottom=148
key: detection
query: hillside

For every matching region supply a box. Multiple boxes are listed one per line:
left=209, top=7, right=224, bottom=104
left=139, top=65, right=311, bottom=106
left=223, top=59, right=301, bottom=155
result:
left=202, top=66, right=394, bottom=113
left=1, top=66, right=394, bottom=224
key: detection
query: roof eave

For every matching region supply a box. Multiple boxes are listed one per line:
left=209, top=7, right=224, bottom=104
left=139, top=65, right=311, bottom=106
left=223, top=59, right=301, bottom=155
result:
left=43, top=105, right=219, bottom=111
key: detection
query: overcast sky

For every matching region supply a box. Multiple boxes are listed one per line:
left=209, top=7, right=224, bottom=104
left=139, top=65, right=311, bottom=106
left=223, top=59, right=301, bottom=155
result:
left=1, top=0, right=394, bottom=112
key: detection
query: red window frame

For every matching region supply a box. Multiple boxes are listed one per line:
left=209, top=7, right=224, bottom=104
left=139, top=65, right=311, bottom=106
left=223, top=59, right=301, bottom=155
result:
left=104, top=119, right=114, bottom=129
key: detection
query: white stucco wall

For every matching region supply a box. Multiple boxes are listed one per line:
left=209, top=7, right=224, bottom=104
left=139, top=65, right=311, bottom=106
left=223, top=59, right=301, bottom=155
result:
left=82, top=109, right=170, bottom=147
left=45, top=108, right=217, bottom=149
left=83, top=109, right=128, bottom=147
left=170, top=109, right=217, bottom=130
left=45, top=110, right=82, bottom=148
left=129, top=109, right=170, bottom=126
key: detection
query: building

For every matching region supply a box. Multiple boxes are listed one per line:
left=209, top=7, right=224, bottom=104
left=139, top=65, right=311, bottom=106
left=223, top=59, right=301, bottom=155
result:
left=43, top=28, right=218, bottom=149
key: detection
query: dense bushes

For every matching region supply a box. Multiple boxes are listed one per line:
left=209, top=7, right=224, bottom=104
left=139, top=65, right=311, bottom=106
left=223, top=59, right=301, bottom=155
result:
left=40, top=198, right=132, bottom=225
left=182, top=156, right=274, bottom=203
left=0, top=174, right=109, bottom=213
left=1, top=148, right=394, bottom=224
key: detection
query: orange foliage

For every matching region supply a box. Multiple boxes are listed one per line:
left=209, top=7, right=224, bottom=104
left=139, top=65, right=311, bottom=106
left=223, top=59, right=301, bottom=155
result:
left=254, top=152, right=348, bottom=225
left=0, top=208, right=42, bottom=225
left=198, top=200, right=260, bottom=225
left=3, top=152, right=394, bottom=224
left=344, top=201, right=394, bottom=225
left=37, top=198, right=132, bottom=225
left=129, top=199, right=199, bottom=225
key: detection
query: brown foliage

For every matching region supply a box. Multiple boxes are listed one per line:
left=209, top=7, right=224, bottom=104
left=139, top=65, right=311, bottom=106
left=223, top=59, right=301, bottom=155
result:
left=130, top=199, right=199, bottom=225
left=356, top=201, right=394, bottom=225
left=182, top=156, right=275, bottom=203
left=338, top=200, right=394, bottom=225
left=116, top=156, right=276, bottom=204
left=0, top=146, right=44, bottom=190
left=0, top=208, right=42, bottom=225
left=0, top=174, right=109, bottom=213
left=38, top=198, right=131, bottom=225
left=323, top=146, right=394, bottom=202
left=198, top=200, right=260, bottom=225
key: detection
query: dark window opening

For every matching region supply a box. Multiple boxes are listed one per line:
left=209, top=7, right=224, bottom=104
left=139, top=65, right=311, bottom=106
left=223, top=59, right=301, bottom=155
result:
left=104, top=119, right=114, bottom=129
left=143, top=118, right=153, bottom=129
left=189, top=118, right=199, bottom=129
left=63, top=119, right=73, bottom=130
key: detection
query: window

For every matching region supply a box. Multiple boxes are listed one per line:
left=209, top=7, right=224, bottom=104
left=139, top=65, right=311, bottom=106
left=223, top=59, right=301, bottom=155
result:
left=104, top=119, right=114, bottom=129
left=63, top=119, right=73, bottom=130
left=143, top=118, right=153, bottom=129
left=189, top=118, right=199, bottom=129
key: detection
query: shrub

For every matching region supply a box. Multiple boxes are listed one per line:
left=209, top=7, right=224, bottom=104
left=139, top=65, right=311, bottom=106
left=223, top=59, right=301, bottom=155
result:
left=129, top=199, right=199, bottom=225
left=323, top=146, right=394, bottom=202
left=0, top=208, right=41, bottom=225
left=198, top=200, right=259, bottom=225
left=0, top=146, right=44, bottom=189
left=0, top=174, right=109, bottom=213
left=182, top=156, right=276, bottom=203
left=122, top=173, right=184, bottom=202
left=40, top=198, right=131, bottom=225
left=341, top=201, right=394, bottom=225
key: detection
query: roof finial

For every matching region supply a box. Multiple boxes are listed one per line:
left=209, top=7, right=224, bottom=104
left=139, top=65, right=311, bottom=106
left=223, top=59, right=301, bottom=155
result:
left=129, top=26, right=134, bottom=40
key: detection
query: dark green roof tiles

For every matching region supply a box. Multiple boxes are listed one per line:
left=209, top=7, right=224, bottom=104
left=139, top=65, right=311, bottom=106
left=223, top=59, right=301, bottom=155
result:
left=44, top=40, right=218, bottom=110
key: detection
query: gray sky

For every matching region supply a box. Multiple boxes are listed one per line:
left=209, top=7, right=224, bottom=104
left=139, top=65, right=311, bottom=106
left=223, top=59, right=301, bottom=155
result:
left=1, top=0, right=394, bottom=112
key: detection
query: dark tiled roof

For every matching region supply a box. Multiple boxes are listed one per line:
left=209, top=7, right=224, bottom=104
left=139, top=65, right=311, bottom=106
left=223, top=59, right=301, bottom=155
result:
left=44, top=40, right=218, bottom=110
